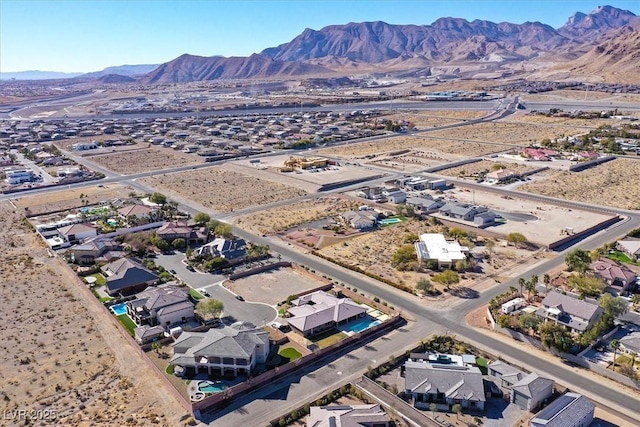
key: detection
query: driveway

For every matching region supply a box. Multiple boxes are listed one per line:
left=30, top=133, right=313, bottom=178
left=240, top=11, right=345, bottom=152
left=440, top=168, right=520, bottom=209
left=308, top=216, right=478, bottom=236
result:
left=154, top=252, right=225, bottom=288
left=201, top=282, right=277, bottom=327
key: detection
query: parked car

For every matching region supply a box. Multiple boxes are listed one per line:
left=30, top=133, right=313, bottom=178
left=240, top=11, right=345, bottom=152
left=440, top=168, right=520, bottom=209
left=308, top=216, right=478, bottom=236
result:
left=186, top=265, right=195, bottom=272
left=169, top=269, right=177, bottom=274
left=199, top=289, right=210, bottom=297
left=235, top=295, right=245, bottom=301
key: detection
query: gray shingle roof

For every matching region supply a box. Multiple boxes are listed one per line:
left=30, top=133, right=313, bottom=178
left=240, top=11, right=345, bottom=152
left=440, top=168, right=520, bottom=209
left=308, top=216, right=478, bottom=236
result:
left=404, top=360, right=485, bottom=402
left=537, top=291, right=603, bottom=331
left=308, top=404, right=390, bottom=427
left=511, top=373, right=553, bottom=399
left=102, top=258, right=159, bottom=293
left=531, top=392, right=594, bottom=427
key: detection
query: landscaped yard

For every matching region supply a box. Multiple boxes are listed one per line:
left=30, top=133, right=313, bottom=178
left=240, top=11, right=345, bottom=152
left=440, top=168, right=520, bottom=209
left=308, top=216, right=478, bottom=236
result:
left=117, top=314, right=137, bottom=336
left=476, top=356, right=488, bottom=374
left=311, top=329, right=348, bottom=348
left=86, top=273, right=107, bottom=286
left=279, top=347, right=302, bottom=362
left=607, top=251, right=640, bottom=266
left=189, top=288, right=205, bottom=300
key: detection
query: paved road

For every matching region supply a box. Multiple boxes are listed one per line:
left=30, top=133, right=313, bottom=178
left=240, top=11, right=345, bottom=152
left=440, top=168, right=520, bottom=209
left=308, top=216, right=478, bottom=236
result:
left=200, top=282, right=277, bottom=328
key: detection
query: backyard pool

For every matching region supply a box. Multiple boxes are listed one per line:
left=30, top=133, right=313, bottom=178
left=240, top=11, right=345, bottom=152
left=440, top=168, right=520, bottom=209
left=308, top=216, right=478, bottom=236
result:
left=107, top=218, right=117, bottom=226
left=340, top=316, right=381, bottom=334
left=198, top=380, right=228, bottom=393
left=379, top=217, right=402, bottom=225
left=111, top=303, right=127, bottom=316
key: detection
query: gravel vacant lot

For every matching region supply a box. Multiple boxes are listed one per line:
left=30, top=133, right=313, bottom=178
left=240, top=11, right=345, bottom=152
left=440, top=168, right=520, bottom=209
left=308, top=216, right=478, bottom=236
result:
left=427, top=121, right=589, bottom=146
left=12, top=184, right=132, bottom=216
left=141, top=164, right=308, bottom=213
left=382, top=110, right=490, bottom=128
left=0, top=203, right=185, bottom=426
left=89, top=147, right=202, bottom=174
left=518, top=158, right=640, bottom=210
left=225, top=267, right=328, bottom=305
left=438, top=159, right=538, bottom=177
left=234, top=196, right=362, bottom=235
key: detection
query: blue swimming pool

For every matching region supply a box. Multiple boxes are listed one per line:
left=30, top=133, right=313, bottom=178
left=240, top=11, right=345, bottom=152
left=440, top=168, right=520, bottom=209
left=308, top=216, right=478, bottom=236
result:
left=111, top=303, right=127, bottom=316
left=379, top=217, right=402, bottom=225
left=198, top=380, right=228, bottom=393
left=341, top=316, right=381, bottom=333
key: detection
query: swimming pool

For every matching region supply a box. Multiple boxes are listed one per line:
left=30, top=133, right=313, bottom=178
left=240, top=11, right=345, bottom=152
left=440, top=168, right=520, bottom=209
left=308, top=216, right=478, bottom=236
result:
left=107, top=218, right=117, bottom=226
left=379, top=217, right=402, bottom=225
left=111, top=303, right=127, bottom=316
left=340, top=316, right=382, bottom=334
left=198, top=380, right=228, bottom=393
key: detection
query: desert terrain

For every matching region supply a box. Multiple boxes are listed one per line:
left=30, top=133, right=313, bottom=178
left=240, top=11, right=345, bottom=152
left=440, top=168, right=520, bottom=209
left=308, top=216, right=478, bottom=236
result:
left=437, top=159, right=538, bottom=177
left=381, top=109, right=490, bottom=128
left=518, top=158, right=640, bottom=210
left=88, top=147, right=202, bottom=174
left=140, top=164, right=308, bottom=213
left=234, top=196, right=363, bottom=235
left=0, top=202, right=187, bottom=426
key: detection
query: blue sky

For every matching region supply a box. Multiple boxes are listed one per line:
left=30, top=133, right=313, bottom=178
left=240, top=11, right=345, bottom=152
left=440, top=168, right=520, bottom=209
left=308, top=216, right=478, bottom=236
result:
left=1, top=0, right=638, bottom=72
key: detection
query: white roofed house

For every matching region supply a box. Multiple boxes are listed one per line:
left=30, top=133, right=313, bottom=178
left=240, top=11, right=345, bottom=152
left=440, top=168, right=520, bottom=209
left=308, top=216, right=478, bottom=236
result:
left=617, top=239, right=640, bottom=262
left=414, top=233, right=469, bottom=269
left=286, top=291, right=368, bottom=337
left=169, top=323, right=269, bottom=378
left=57, top=223, right=98, bottom=244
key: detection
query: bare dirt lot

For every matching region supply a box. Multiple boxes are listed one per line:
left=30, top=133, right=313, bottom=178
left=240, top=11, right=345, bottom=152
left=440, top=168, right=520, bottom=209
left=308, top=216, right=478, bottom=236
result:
left=437, top=159, right=538, bottom=178
left=88, top=147, right=202, bottom=174
left=382, top=109, right=490, bottom=129
left=0, top=202, right=186, bottom=426
left=225, top=267, right=328, bottom=305
left=426, top=121, right=589, bottom=146
left=317, top=135, right=506, bottom=160
left=503, top=113, right=616, bottom=128
left=12, top=184, right=133, bottom=216
left=140, top=164, right=308, bottom=213
left=438, top=186, right=614, bottom=245
left=522, top=90, right=640, bottom=104
left=518, top=158, right=640, bottom=210
left=234, top=196, right=363, bottom=235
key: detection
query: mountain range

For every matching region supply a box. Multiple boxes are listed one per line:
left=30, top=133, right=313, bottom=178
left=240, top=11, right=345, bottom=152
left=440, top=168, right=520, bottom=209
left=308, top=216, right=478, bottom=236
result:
left=0, top=64, right=159, bottom=81
left=4, top=5, right=638, bottom=83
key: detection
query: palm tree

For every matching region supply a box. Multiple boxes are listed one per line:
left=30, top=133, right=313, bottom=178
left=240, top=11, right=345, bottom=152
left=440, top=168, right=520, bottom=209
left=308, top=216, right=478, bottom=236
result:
left=543, top=274, right=551, bottom=294
left=518, top=277, right=526, bottom=297
left=611, top=339, right=621, bottom=371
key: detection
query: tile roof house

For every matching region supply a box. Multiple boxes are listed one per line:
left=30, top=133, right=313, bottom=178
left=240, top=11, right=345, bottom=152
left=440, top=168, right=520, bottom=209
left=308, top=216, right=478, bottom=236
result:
left=589, top=258, right=636, bottom=295
left=404, top=360, right=486, bottom=411
left=196, top=238, right=246, bottom=260
left=511, top=373, right=554, bottom=411
left=117, top=204, right=157, bottom=220
left=308, top=404, right=390, bottom=427
left=57, top=223, right=98, bottom=243
left=535, top=291, right=604, bottom=333
left=169, top=323, right=269, bottom=377
left=486, top=169, right=518, bottom=183
left=530, top=392, right=594, bottom=427
left=620, top=331, right=640, bottom=354
left=406, top=196, right=445, bottom=215
left=617, top=239, right=640, bottom=261
left=127, top=285, right=194, bottom=327
left=102, top=258, right=159, bottom=296
left=286, top=291, right=368, bottom=337
left=69, top=237, right=123, bottom=265
left=439, top=202, right=488, bottom=222
left=134, top=325, right=166, bottom=345
left=487, top=360, right=527, bottom=388
left=340, top=210, right=378, bottom=230
left=414, top=233, right=469, bottom=268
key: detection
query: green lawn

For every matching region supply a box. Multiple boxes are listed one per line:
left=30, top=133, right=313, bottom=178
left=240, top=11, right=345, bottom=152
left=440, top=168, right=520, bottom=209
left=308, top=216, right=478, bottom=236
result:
left=117, top=314, right=137, bottom=336
left=311, top=328, right=348, bottom=348
left=189, top=288, right=204, bottom=300
left=99, top=296, right=115, bottom=303
left=606, top=251, right=640, bottom=266
left=476, top=357, right=488, bottom=375
left=279, top=347, right=302, bottom=361
left=86, top=273, right=107, bottom=286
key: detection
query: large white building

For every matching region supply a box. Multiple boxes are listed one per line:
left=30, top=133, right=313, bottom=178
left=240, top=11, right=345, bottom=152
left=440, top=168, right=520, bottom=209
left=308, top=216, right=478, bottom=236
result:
left=414, top=233, right=469, bottom=268
left=5, top=168, right=36, bottom=184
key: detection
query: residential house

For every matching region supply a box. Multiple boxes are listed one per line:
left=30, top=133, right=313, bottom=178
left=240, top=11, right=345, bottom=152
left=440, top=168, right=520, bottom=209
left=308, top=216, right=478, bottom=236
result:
left=287, top=291, right=368, bottom=337
left=102, top=258, right=159, bottom=296
left=127, top=285, right=194, bottom=327
left=341, top=210, right=378, bottom=230
left=134, top=325, right=166, bottom=345
left=169, top=323, right=269, bottom=377
left=156, top=221, right=208, bottom=245
left=118, top=204, right=157, bottom=222
left=474, top=211, right=497, bottom=226
left=619, top=332, right=640, bottom=354
left=414, top=233, right=469, bottom=268
left=535, top=291, right=604, bottom=333
left=488, top=360, right=527, bottom=388
left=404, top=360, right=486, bottom=411
left=485, top=169, right=518, bottom=184
left=57, top=223, right=98, bottom=244
left=196, top=238, right=246, bottom=260
left=5, top=168, right=36, bottom=184
left=385, top=189, right=406, bottom=204
left=511, top=373, right=554, bottom=411
left=617, top=239, right=640, bottom=261
left=439, top=203, right=488, bottom=222
left=589, top=258, right=636, bottom=295
left=530, top=392, right=594, bottom=427
left=68, top=237, right=123, bottom=265
left=406, top=196, right=445, bottom=215
left=308, top=404, right=390, bottom=427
